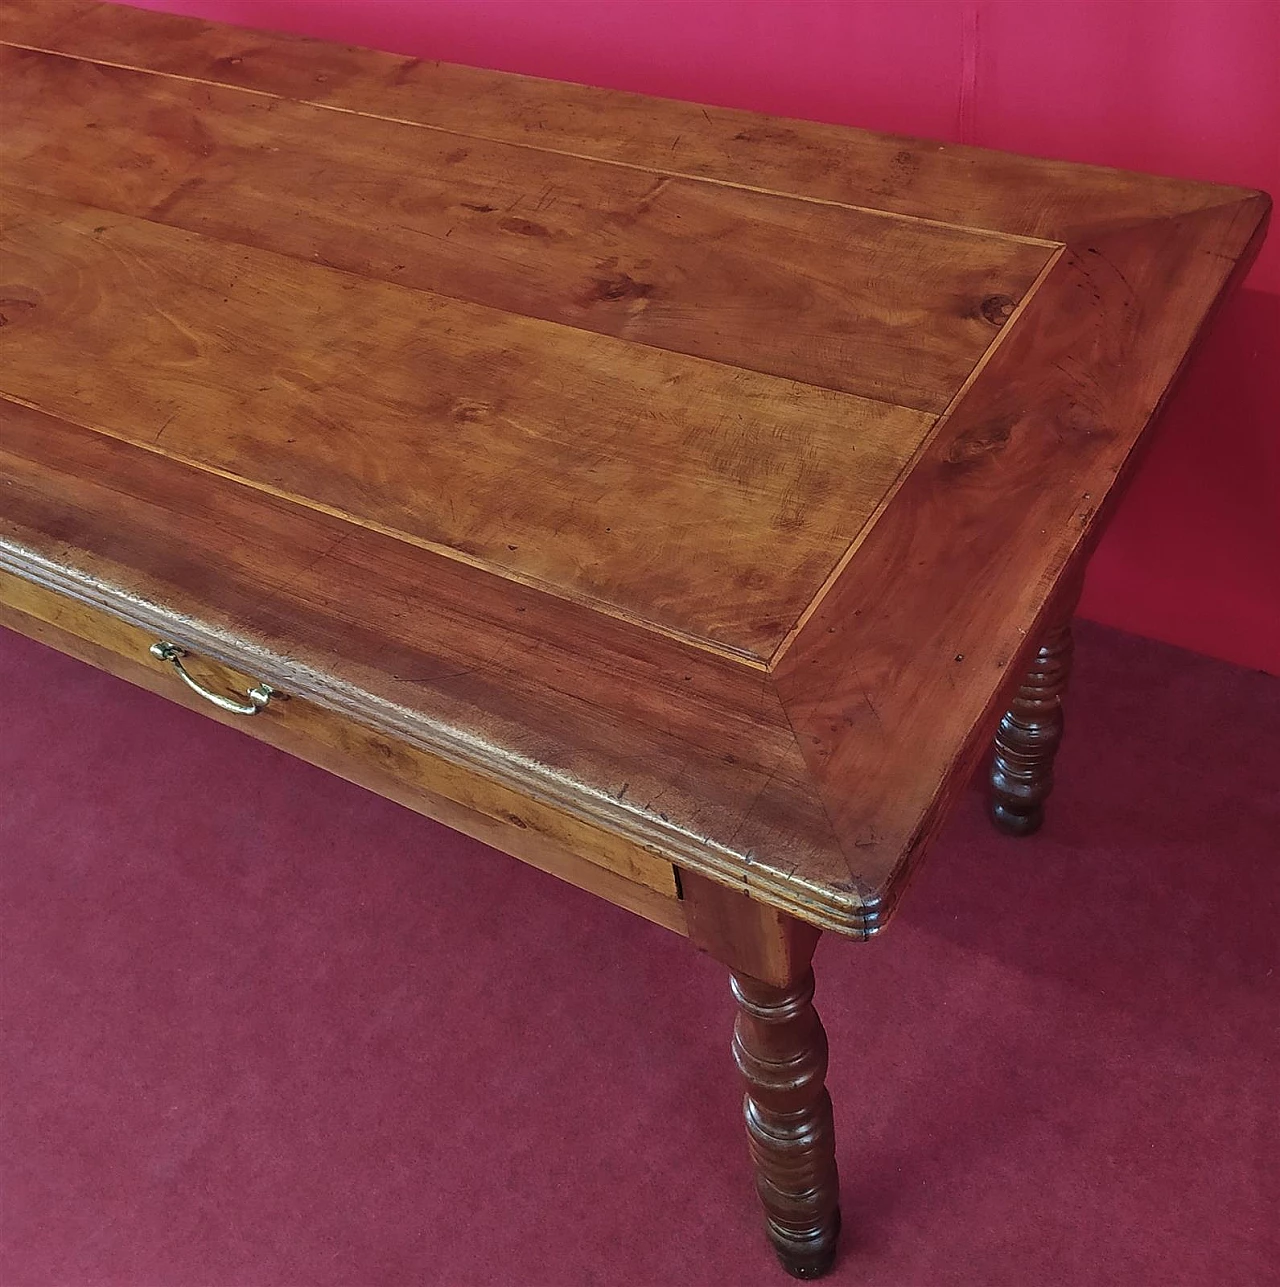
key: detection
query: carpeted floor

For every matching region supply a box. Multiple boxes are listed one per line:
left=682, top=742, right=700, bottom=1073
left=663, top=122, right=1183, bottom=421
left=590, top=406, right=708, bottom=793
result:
left=1, top=619, right=1277, bottom=1287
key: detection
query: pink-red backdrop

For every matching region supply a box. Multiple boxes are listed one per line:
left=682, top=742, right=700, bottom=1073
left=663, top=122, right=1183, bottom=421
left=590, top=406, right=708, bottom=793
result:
left=126, top=0, right=1280, bottom=673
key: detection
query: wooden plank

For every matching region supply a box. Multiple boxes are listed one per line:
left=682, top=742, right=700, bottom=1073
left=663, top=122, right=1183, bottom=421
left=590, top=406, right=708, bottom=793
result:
left=773, top=194, right=1271, bottom=925
left=0, top=0, right=1254, bottom=241
left=0, top=580, right=689, bottom=933
left=0, top=401, right=863, bottom=933
left=0, top=0, right=1267, bottom=944
left=0, top=183, right=934, bottom=661
left=0, top=45, right=1052, bottom=414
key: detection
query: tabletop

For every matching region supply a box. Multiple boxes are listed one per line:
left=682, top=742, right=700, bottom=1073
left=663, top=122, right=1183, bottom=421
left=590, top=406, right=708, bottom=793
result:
left=0, top=0, right=1268, bottom=936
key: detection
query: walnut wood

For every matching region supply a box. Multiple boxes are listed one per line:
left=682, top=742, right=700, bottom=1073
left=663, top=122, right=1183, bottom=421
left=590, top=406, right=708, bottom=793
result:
left=681, top=869, right=820, bottom=987
left=0, top=2, right=1267, bottom=941
left=770, top=202, right=1268, bottom=931
left=0, top=399, right=857, bottom=931
left=0, top=44, right=1050, bottom=413
left=989, top=618, right=1077, bottom=836
left=0, top=1, right=1268, bottom=1276
left=0, top=0, right=1251, bottom=242
left=731, top=969, right=840, bottom=1279
left=0, top=182, right=936, bottom=661
left=0, top=571, right=687, bottom=929
left=683, top=871, right=836, bottom=1275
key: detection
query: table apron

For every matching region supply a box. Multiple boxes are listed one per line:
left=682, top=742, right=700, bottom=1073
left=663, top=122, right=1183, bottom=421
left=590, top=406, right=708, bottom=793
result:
left=0, top=568, right=687, bottom=936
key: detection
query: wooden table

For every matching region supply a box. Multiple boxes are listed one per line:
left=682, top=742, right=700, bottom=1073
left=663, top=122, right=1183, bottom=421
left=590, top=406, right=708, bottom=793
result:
left=0, top=0, right=1268, bottom=1276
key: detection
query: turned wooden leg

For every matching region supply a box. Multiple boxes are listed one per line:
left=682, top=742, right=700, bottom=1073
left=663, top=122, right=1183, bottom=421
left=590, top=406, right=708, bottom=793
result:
left=730, top=968, right=840, bottom=1279
left=989, top=616, right=1075, bottom=835
left=680, top=870, right=840, bottom=1277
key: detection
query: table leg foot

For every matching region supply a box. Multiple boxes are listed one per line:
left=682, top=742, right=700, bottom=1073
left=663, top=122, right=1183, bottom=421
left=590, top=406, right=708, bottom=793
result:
left=989, top=618, right=1074, bottom=836
left=731, top=968, right=840, bottom=1279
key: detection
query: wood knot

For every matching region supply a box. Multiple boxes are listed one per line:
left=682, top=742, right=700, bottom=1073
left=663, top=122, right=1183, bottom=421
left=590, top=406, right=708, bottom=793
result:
left=944, top=417, right=1014, bottom=466
left=497, top=216, right=550, bottom=238
left=0, top=291, right=39, bottom=327
left=451, top=399, right=489, bottom=423
left=980, top=293, right=1016, bottom=325
left=581, top=271, right=654, bottom=306
left=890, top=148, right=919, bottom=179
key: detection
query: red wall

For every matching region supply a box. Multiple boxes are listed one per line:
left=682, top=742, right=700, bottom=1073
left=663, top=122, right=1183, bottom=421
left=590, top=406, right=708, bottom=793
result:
left=128, top=0, right=1280, bottom=673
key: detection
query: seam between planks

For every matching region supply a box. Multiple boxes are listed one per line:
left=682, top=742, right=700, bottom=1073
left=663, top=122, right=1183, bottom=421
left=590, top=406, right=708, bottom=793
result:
left=0, top=536, right=869, bottom=932
left=0, top=37, right=1061, bottom=249
left=0, top=173, right=931, bottom=421
left=0, top=392, right=773, bottom=672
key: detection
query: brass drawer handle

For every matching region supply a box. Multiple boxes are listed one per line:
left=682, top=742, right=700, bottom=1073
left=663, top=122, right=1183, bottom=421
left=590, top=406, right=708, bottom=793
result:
left=149, top=641, right=275, bottom=716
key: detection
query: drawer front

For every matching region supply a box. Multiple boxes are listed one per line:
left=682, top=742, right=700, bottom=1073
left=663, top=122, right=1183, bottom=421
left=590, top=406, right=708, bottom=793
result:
left=0, top=569, right=686, bottom=933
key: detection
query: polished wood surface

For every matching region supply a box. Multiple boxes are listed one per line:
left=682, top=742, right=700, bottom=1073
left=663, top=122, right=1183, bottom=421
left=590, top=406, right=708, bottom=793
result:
left=990, top=618, right=1077, bottom=837
left=681, top=869, right=821, bottom=989
left=0, top=182, right=937, bottom=659
left=732, top=968, right=840, bottom=1279
left=0, top=0, right=1266, bottom=939
left=684, top=870, right=836, bottom=1276
left=0, top=41, right=1051, bottom=412
left=768, top=202, right=1268, bottom=930
left=1, top=2, right=1267, bottom=1276
left=0, top=398, right=850, bottom=924
left=0, top=0, right=1243, bottom=243
left=0, top=569, right=687, bottom=932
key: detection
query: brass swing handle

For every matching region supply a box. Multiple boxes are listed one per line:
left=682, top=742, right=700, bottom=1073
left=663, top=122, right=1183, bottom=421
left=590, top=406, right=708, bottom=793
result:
left=149, top=641, right=275, bottom=716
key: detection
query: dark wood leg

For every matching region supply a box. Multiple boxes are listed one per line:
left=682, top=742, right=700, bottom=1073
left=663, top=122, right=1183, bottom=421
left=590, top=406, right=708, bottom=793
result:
left=731, top=968, right=840, bottom=1279
left=679, top=870, right=840, bottom=1278
left=989, top=616, right=1075, bottom=835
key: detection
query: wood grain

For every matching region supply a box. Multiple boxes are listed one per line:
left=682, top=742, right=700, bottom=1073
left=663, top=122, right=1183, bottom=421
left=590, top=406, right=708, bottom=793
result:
left=2, top=7, right=1269, bottom=1278
left=0, top=399, right=862, bottom=930
left=0, top=44, right=1051, bottom=413
left=0, top=0, right=1254, bottom=242
left=0, top=183, right=935, bottom=660
left=731, top=968, right=840, bottom=1279
left=0, top=573, right=689, bottom=931
left=989, top=614, right=1077, bottom=837
left=0, top=0, right=1268, bottom=942
left=681, top=870, right=821, bottom=988
left=772, top=194, right=1270, bottom=927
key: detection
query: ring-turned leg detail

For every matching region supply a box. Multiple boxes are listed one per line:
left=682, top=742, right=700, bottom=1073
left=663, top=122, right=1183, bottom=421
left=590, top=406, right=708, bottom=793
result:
left=731, top=968, right=840, bottom=1279
left=989, top=619, right=1075, bottom=836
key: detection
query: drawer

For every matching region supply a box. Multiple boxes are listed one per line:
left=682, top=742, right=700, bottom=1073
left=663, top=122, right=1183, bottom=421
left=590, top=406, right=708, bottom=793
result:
left=0, top=569, right=687, bottom=934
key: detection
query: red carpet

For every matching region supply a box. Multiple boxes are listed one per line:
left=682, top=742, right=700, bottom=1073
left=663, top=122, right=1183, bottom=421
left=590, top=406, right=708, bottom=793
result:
left=1, top=619, right=1277, bottom=1287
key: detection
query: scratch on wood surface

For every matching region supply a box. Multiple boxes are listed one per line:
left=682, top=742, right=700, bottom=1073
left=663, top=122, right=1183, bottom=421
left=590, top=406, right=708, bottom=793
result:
left=726, top=752, right=787, bottom=850
left=297, top=529, right=352, bottom=578
left=1084, top=246, right=1140, bottom=309
left=847, top=659, right=885, bottom=732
